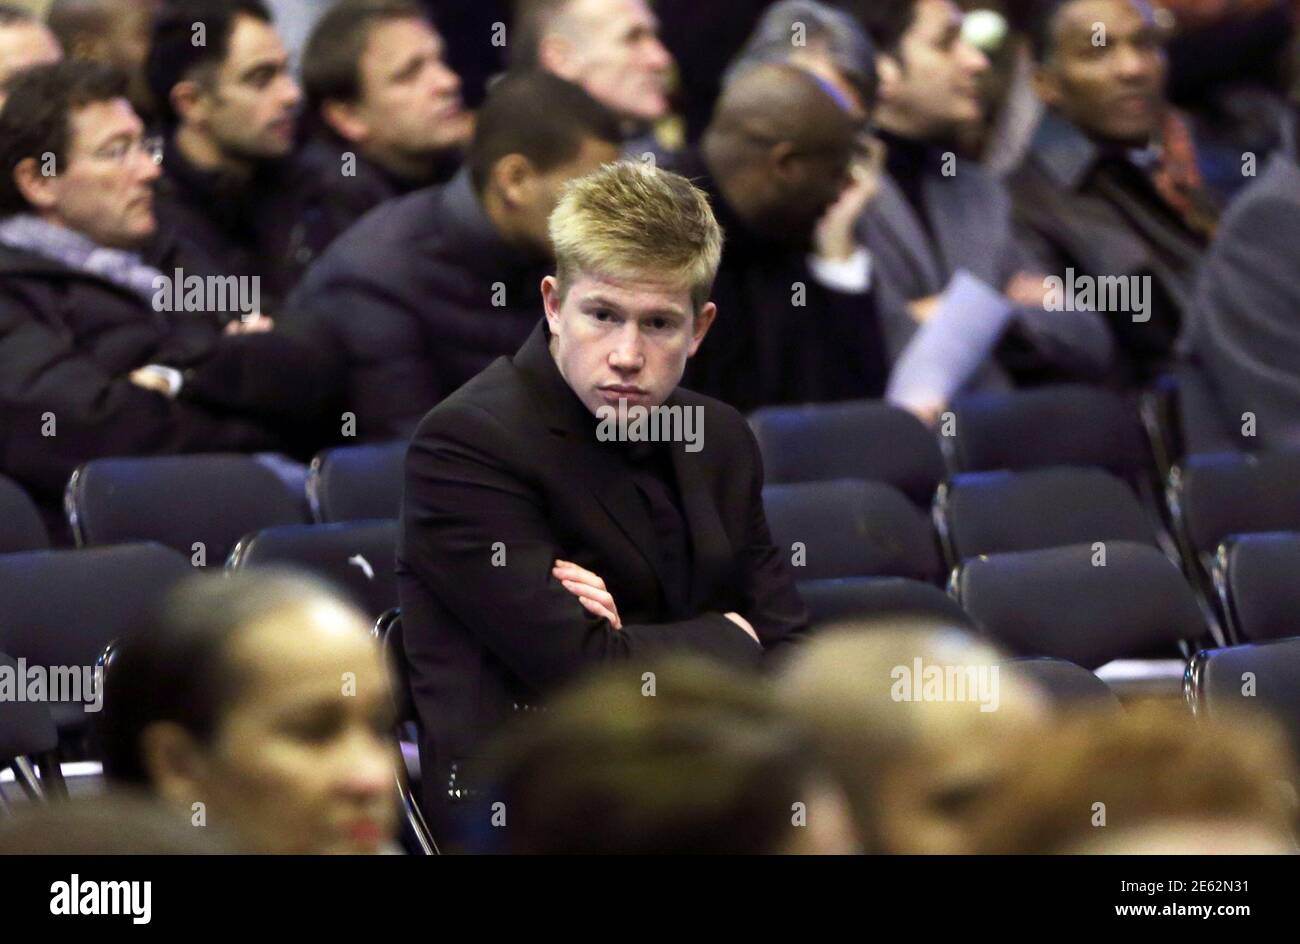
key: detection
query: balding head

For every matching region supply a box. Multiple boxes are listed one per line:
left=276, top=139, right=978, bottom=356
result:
left=702, top=61, right=860, bottom=244
left=48, top=0, right=157, bottom=115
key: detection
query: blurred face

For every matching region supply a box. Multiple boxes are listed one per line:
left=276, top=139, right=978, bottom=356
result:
left=0, top=23, right=62, bottom=102
left=346, top=17, right=472, bottom=158
left=553, top=0, right=673, bottom=123
left=1035, top=0, right=1167, bottom=145
left=877, top=0, right=989, bottom=139
left=188, top=14, right=301, bottom=159
left=180, top=601, right=399, bottom=855
left=542, top=272, right=716, bottom=415
left=32, top=99, right=161, bottom=248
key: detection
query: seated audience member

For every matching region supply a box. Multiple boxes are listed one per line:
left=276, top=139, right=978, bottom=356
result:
left=480, top=658, right=861, bottom=854
left=0, top=2, right=62, bottom=107
left=0, top=794, right=235, bottom=853
left=287, top=71, right=622, bottom=441
left=681, top=62, right=888, bottom=411
left=1009, top=0, right=1218, bottom=382
left=776, top=621, right=1050, bottom=854
left=0, top=63, right=329, bottom=519
left=1186, top=100, right=1300, bottom=448
left=98, top=571, right=400, bottom=855
left=398, top=162, right=810, bottom=839
left=294, top=0, right=472, bottom=260
left=47, top=0, right=159, bottom=123
left=966, top=702, right=1298, bottom=853
left=145, top=0, right=306, bottom=309
left=837, top=0, right=1112, bottom=413
left=510, top=0, right=676, bottom=161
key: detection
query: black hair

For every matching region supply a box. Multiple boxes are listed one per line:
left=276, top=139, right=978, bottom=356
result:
left=145, top=0, right=272, bottom=128
left=834, top=0, right=919, bottom=56
left=0, top=61, right=128, bottom=217
left=468, top=70, right=622, bottom=195
left=301, top=0, right=425, bottom=115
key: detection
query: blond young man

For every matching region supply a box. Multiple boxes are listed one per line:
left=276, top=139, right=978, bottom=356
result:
left=397, top=162, right=810, bottom=843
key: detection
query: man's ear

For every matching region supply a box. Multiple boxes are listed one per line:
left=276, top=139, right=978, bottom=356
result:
left=541, top=274, right=563, bottom=334
left=538, top=34, right=580, bottom=82
left=688, top=301, right=717, bottom=356
left=139, top=721, right=213, bottom=808
left=1031, top=64, right=1063, bottom=111
left=169, top=78, right=206, bottom=126
left=491, top=153, right=536, bottom=209
left=769, top=140, right=800, bottom=183
left=13, top=156, right=59, bottom=213
left=876, top=52, right=903, bottom=105
left=320, top=99, right=370, bottom=145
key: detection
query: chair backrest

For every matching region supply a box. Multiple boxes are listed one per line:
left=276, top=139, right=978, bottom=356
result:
left=998, top=657, right=1123, bottom=712
left=0, top=650, right=59, bottom=764
left=66, top=454, right=306, bottom=562
left=1142, top=364, right=1241, bottom=478
left=1215, top=531, right=1300, bottom=643
left=307, top=441, right=408, bottom=523
left=227, top=520, right=399, bottom=622
left=0, top=543, right=190, bottom=731
left=763, top=479, right=942, bottom=582
left=936, top=467, right=1157, bottom=564
left=749, top=400, right=945, bottom=505
left=1171, top=451, right=1300, bottom=563
left=797, top=576, right=973, bottom=630
left=954, top=541, right=1205, bottom=669
left=373, top=608, right=415, bottom=726
left=0, top=475, right=48, bottom=554
left=947, top=385, right=1149, bottom=480
left=1187, top=637, right=1300, bottom=756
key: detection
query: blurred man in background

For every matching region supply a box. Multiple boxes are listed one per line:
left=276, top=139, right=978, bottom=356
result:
left=146, top=0, right=306, bottom=310
left=294, top=0, right=473, bottom=261
left=288, top=71, right=622, bottom=441
left=511, top=0, right=676, bottom=161
left=47, top=0, right=159, bottom=122
left=0, top=2, right=61, bottom=107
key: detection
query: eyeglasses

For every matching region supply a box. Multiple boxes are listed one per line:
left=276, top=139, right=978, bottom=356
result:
left=89, top=135, right=164, bottom=166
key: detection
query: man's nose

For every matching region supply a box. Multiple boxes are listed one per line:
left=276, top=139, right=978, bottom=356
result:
left=1114, top=42, right=1154, bottom=81
left=431, top=60, right=461, bottom=97
left=644, top=36, right=673, bottom=72
left=609, top=325, right=645, bottom=370
left=279, top=74, right=303, bottom=109
left=959, top=40, right=990, bottom=78
left=337, top=736, right=394, bottom=801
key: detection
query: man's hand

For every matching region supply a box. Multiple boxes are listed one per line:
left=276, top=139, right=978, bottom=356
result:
left=128, top=365, right=180, bottom=398
left=812, top=137, right=885, bottom=263
left=224, top=312, right=275, bottom=335
left=553, top=560, right=622, bottom=629
left=724, top=611, right=761, bottom=646
left=1003, top=271, right=1050, bottom=310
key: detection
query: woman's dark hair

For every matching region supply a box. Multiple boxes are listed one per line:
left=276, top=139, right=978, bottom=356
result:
left=97, top=569, right=352, bottom=786
left=0, top=61, right=128, bottom=217
left=481, top=658, right=837, bottom=854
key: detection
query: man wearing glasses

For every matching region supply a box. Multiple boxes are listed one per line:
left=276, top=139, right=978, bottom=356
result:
left=0, top=62, right=329, bottom=534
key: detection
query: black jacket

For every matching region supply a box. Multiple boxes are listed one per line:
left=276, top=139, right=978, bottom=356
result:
left=285, top=169, right=550, bottom=442
left=1007, top=111, right=1209, bottom=382
left=0, top=242, right=329, bottom=510
left=679, top=152, right=889, bottom=412
left=397, top=322, right=809, bottom=835
left=287, top=132, right=459, bottom=272
left=152, top=140, right=309, bottom=313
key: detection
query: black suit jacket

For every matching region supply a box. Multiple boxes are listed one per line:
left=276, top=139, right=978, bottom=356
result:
left=397, top=322, right=809, bottom=832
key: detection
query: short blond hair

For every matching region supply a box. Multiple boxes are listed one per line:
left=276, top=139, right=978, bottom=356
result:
left=548, top=161, right=724, bottom=313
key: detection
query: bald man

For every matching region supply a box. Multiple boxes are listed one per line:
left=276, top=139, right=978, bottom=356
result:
left=681, top=62, right=887, bottom=411
left=47, top=0, right=158, bottom=119
left=0, top=4, right=61, bottom=107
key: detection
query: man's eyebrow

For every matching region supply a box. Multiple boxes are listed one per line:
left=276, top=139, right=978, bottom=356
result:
left=88, top=127, right=134, bottom=151
left=238, top=54, right=288, bottom=81
left=582, top=295, right=687, bottom=319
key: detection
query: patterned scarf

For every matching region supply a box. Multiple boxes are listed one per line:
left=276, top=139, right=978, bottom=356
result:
left=0, top=214, right=164, bottom=304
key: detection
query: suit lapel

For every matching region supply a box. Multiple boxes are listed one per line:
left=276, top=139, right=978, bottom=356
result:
left=873, top=174, right=947, bottom=292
